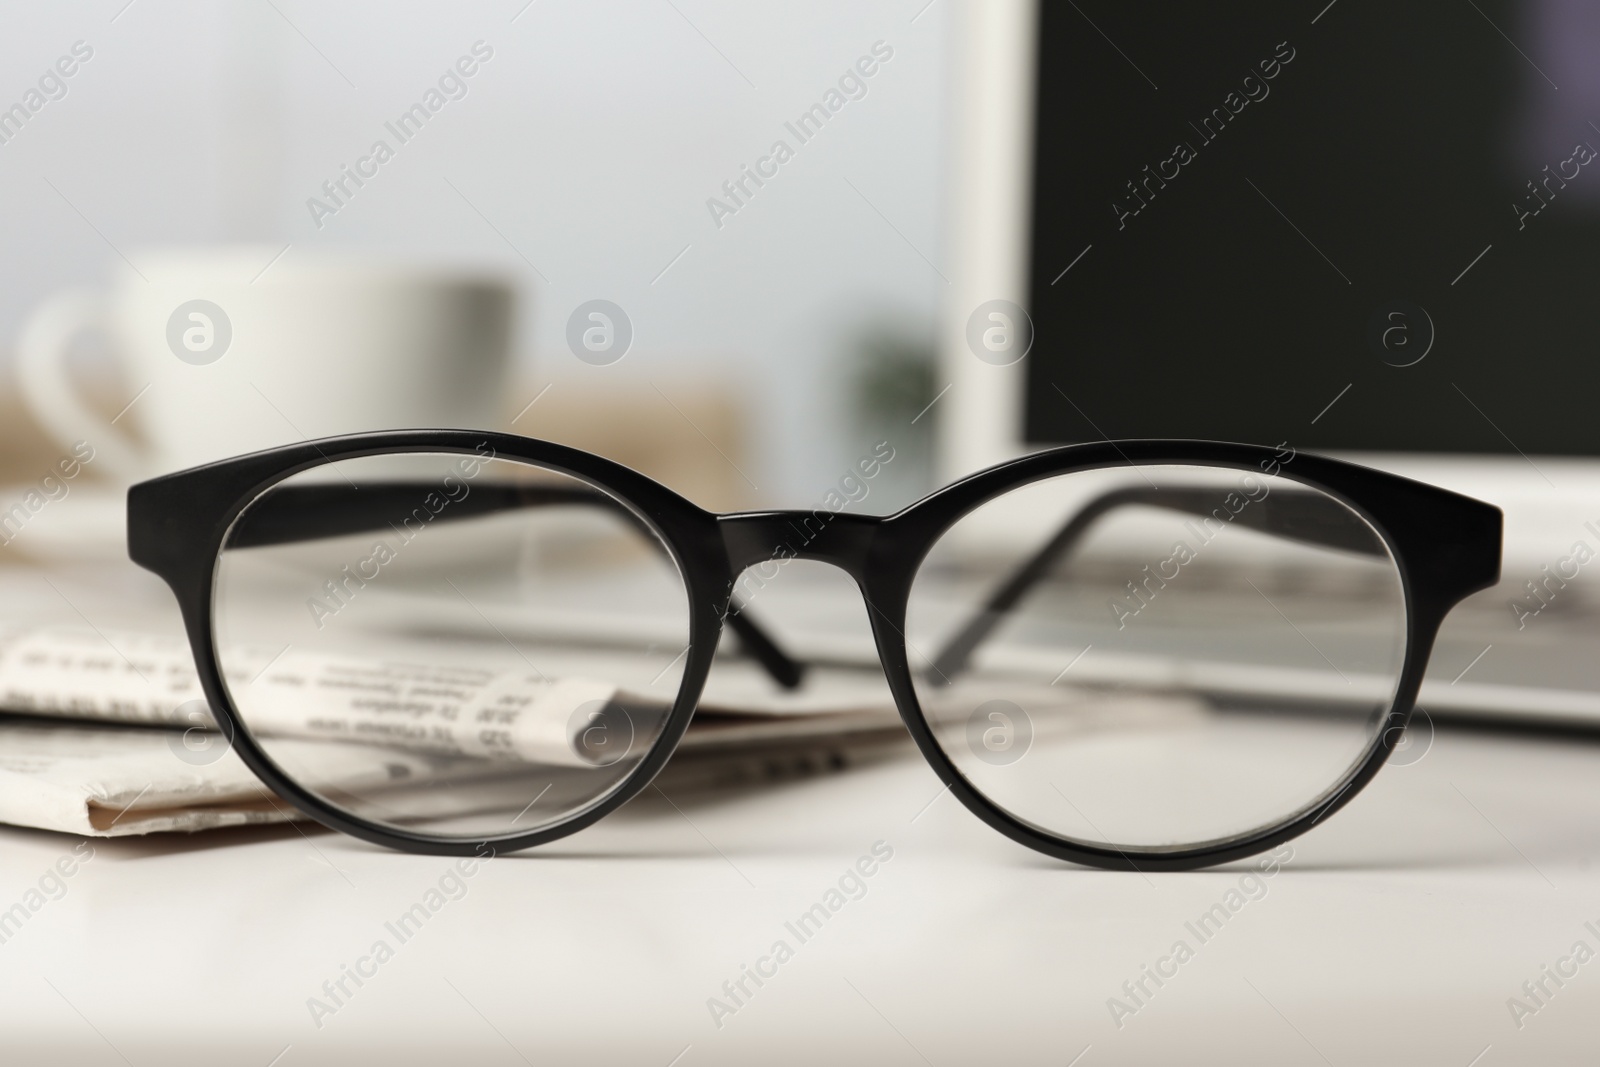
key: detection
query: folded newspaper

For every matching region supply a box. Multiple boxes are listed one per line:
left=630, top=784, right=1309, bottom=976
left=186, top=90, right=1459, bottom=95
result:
left=0, top=488, right=1227, bottom=842
left=0, top=625, right=915, bottom=837
left=0, top=623, right=1211, bottom=839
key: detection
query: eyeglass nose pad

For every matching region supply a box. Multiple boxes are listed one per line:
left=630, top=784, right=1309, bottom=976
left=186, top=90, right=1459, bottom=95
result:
left=716, top=510, right=887, bottom=691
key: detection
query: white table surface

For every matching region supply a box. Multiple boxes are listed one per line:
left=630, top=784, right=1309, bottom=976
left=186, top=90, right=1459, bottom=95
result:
left=1, top=715, right=1598, bottom=1066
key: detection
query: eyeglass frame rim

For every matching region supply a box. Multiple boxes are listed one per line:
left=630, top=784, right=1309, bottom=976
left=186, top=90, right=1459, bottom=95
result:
left=126, top=430, right=1502, bottom=872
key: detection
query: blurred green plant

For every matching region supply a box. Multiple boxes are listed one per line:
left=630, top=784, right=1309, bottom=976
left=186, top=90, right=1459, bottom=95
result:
left=849, top=326, right=936, bottom=430
left=844, top=323, right=937, bottom=507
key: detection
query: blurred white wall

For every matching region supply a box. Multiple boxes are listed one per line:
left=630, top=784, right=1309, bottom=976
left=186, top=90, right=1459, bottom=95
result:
left=0, top=0, right=950, bottom=506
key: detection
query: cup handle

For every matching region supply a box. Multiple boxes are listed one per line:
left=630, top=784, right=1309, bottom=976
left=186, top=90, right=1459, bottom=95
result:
left=14, top=290, right=147, bottom=482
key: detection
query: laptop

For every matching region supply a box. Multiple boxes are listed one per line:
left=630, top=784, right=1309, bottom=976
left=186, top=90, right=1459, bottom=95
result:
left=937, top=0, right=1600, bottom=728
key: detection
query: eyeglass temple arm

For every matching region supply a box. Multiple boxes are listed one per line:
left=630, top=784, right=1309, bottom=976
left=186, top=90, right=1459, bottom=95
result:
left=226, top=483, right=806, bottom=690
left=926, top=484, right=1387, bottom=683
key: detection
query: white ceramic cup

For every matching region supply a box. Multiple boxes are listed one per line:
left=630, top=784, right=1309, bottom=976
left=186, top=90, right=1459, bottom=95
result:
left=15, top=246, right=515, bottom=484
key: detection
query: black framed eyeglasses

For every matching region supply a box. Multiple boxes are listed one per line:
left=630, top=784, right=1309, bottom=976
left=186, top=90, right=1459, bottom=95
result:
left=126, top=431, right=1501, bottom=871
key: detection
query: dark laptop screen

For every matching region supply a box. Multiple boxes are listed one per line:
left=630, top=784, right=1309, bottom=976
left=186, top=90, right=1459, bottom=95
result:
left=1024, top=0, right=1600, bottom=454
